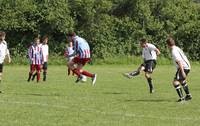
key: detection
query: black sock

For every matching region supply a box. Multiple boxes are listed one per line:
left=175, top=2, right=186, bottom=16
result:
left=43, top=72, right=46, bottom=81
left=181, top=82, right=190, bottom=95
left=130, top=70, right=140, bottom=76
left=174, top=85, right=183, bottom=98
left=147, top=78, right=154, bottom=90
left=28, top=73, right=32, bottom=81
left=32, top=73, right=37, bottom=81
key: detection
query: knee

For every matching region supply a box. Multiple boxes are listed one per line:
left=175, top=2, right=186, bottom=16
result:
left=145, top=73, right=151, bottom=79
left=173, top=80, right=179, bottom=86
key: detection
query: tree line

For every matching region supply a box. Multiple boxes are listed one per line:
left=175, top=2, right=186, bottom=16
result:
left=0, top=0, right=200, bottom=61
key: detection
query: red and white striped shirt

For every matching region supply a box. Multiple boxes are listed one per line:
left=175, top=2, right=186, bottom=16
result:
left=73, top=36, right=90, bottom=59
left=28, top=44, right=43, bottom=65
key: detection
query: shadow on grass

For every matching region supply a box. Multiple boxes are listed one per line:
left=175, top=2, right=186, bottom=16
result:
left=103, top=92, right=127, bottom=95
left=12, top=93, right=62, bottom=97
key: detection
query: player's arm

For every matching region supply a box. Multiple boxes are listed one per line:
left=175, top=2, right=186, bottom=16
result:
left=40, top=48, right=44, bottom=64
left=149, top=44, right=160, bottom=56
left=68, top=41, right=78, bottom=58
left=5, top=47, right=11, bottom=63
left=155, top=48, right=160, bottom=56
left=46, top=46, right=49, bottom=61
left=68, top=51, right=77, bottom=58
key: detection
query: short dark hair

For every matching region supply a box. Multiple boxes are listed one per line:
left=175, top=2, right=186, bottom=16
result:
left=34, top=37, right=40, bottom=42
left=42, top=35, right=48, bottom=41
left=140, top=38, right=147, bottom=44
left=67, top=32, right=76, bottom=37
left=166, top=37, right=175, bottom=46
left=0, top=31, right=6, bottom=37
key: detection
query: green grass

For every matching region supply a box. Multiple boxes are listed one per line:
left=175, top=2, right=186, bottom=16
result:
left=0, top=65, right=200, bottom=126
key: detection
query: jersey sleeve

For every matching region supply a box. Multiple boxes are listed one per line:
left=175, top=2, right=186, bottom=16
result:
left=28, top=46, right=33, bottom=60
left=148, top=44, right=157, bottom=51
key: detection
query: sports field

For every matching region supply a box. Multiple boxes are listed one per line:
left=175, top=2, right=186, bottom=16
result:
left=0, top=65, right=200, bottom=126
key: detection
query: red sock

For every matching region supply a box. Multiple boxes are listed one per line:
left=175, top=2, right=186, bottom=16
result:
left=81, top=70, right=93, bottom=78
left=73, top=69, right=81, bottom=77
left=37, top=72, right=40, bottom=82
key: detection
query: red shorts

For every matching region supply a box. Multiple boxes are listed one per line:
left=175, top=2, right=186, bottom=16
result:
left=72, top=57, right=91, bottom=66
left=30, top=64, right=41, bottom=73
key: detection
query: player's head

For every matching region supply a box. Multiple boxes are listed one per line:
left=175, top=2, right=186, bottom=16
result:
left=140, top=38, right=148, bottom=48
left=42, top=35, right=48, bottom=44
left=67, top=32, right=76, bottom=43
left=0, top=31, right=6, bottom=41
left=34, top=37, right=40, bottom=45
left=166, top=37, right=175, bottom=48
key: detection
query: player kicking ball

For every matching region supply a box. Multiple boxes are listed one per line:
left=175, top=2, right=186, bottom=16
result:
left=124, top=38, right=160, bottom=93
left=64, top=40, right=87, bottom=82
left=66, top=32, right=97, bottom=85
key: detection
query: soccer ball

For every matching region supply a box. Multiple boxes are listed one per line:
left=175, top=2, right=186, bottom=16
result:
left=81, top=75, right=87, bottom=82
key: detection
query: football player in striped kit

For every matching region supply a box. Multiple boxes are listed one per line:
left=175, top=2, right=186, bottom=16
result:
left=27, top=37, right=43, bottom=83
left=67, top=32, right=97, bottom=85
left=124, top=38, right=160, bottom=93
left=0, top=31, right=11, bottom=93
left=167, top=37, right=192, bottom=102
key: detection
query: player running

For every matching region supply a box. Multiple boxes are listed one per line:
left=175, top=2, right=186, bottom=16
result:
left=167, top=37, right=192, bottom=102
left=124, top=38, right=160, bottom=93
left=66, top=32, right=97, bottom=85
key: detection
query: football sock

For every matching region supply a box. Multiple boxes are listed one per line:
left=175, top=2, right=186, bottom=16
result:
left=73, top=69, right=81, bottom=77
left=37, top=72, right=40, bottom=82
left=81, top=70, right=93, bottom=78
left=32, top=73, right=37, bottom=81
left=181, top=82, right=190, bottom=95
left=28, top=72, right=32, bottom=81
left=147, top=78, right=154, bottom=90
left=130, top=70, right=140, bottom=76
left=43, top=71, right=47, bottom=81
left=174, top=85, right=183, bottom=98
left=68, top=68, right=71, bottom=76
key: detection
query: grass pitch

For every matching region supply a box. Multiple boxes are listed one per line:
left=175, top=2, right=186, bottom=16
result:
left=0, top=65, right=200, bottom=126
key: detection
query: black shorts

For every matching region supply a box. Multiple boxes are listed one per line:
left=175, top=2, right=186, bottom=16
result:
left=141, top=60, right=156, bottom=73
left=0, top=64, right=3, bottom=73
left=43, top=62, right=48, bottom=70
left=174, top=69, right=190, bottom=81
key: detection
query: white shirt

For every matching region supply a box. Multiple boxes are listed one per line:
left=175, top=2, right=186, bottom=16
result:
left=0, top=41, right=9, bottom=64
left=171, top=46, right=190, bottom=70
left=142, top=43, right=157, bottom=61
left=67, top=46, right=74, bottom=61
left=41, top=44, right=49, bottom=62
